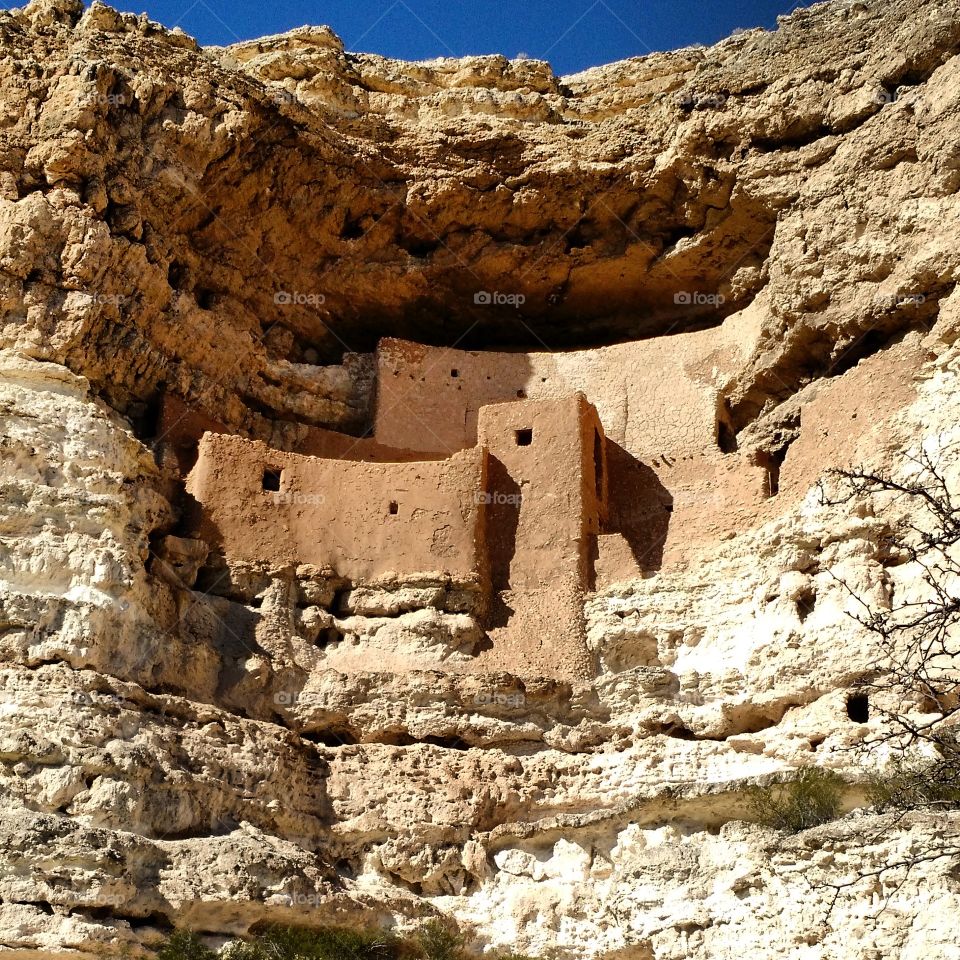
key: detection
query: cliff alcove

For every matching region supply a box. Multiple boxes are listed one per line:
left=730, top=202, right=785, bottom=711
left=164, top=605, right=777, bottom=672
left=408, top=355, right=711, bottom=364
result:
left=2, top=0, right=960, bottom=956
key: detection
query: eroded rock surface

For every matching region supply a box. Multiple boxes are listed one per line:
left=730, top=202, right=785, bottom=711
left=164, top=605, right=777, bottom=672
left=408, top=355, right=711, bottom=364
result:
left=2, top=0, right=960, bottom=956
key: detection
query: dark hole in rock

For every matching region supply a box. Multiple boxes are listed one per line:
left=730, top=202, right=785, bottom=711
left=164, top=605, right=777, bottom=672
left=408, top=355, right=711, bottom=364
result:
left=423, top=735, right=471, bottom=751
left=195, top=288, right=217, bottom=310
left=847, top=693, right=869, bottom=723
left=796, top=587, right=817, bottom=622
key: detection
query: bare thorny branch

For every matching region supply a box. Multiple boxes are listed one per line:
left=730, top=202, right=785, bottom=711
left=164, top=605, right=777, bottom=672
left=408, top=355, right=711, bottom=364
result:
left=812, top=442, right=960, bottom=908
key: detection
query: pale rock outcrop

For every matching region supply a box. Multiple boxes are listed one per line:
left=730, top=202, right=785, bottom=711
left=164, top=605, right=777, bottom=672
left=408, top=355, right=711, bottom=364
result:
left=2, top=0, right=960, bottom=956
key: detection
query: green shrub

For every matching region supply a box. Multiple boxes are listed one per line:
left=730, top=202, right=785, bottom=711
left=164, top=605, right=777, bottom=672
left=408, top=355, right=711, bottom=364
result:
left=158, top=926, right=402, bottom=960
left=415, top=920, right=464, bottom=960
left=748, top=767, right=844, bottom=832
left=230, top=926, right=401, bottom=960
left=156, top=932, right=215, bottom=960
left=156, top=922, right=547, bottom=960
left=868, top=756, right=960, bottom=812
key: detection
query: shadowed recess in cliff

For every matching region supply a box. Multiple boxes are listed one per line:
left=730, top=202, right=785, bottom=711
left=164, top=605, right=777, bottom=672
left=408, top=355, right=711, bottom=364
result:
left=161, top=157, right=779, bottom=355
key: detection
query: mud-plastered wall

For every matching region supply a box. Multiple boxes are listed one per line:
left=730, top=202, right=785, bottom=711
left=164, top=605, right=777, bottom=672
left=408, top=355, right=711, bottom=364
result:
left=374, top=308, right=761, bottom=462
left=187, top=434, right=487, bottom=582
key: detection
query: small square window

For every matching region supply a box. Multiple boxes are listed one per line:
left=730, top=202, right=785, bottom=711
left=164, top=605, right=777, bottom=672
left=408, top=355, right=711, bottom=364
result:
left=262, top=468, right=282, bottom=492
left=516, top=389, right=527, bottom=399
left=515, top=429, right=533, bottom=447
left=451, top=368, right=459, bottom=378
left=388, top=500, right=399, bottom=515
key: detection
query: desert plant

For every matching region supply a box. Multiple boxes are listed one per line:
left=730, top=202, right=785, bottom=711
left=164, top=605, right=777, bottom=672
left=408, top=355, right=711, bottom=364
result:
left=415, top=920, right=464, bottom=960
left=820, top=450, right=960, bottom=756
left=155, top=925, right=402, bottom=960
left=867, top=744, right=960, bottom=813
left=156, top=932, right=216, bottom=960
left=820, top=450, right=960, bottom=813
left=230, top=926, right=400, bottom=960
left=748, top=767, right=844, bottom=832
left=155, top=924, right=553, bottom=960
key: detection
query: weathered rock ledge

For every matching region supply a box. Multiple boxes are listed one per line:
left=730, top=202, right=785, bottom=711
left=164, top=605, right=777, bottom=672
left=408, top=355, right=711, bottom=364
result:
left=2, top=0, right=960, bottom=956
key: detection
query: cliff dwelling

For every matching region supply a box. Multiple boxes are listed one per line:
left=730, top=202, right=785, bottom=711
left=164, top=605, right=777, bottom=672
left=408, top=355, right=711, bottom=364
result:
left=6, top=1, right=960, bottom=955
left=173, top=317, right=775, bottom=682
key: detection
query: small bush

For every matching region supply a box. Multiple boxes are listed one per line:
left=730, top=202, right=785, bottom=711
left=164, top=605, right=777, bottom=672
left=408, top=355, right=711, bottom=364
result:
left=415, top=920, right=464, bottom=960
left=156, top=932, right=216, bottom=960
left=156, top=922, right=546, bottom=960
left=748, top=767, right=844, bottom=832
left=868, top=755, right=960, bottom=812
left=231, top=926, right=401, bottom=960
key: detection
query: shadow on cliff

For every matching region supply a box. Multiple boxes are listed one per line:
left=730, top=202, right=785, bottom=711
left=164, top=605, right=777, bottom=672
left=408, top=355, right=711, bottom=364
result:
left=482, top=455, right=521, bottom=632
left=603, top=439, right=673, bottom=573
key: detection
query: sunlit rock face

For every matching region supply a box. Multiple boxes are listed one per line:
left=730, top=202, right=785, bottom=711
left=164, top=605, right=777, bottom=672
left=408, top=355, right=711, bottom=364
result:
left=2, top=0, right=960, bottom=956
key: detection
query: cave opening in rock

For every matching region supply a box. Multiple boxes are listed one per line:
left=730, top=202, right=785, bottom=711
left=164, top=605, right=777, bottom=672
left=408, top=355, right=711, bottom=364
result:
left=308, top=728, right=359, bottom=747
left=847, top=693, right=869, bottom=723
left=195, top=288, right=217, bottom=310
left=717, top=420, right=738, bottom=454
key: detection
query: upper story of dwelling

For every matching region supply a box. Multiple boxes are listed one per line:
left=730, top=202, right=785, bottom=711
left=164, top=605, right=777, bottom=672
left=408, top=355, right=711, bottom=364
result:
left=373, top=307, right=759, bottom=462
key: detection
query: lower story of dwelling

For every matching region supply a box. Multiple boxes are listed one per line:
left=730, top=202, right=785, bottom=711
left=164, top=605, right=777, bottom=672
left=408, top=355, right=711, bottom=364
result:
left=182, top=394, right=618, bottom=681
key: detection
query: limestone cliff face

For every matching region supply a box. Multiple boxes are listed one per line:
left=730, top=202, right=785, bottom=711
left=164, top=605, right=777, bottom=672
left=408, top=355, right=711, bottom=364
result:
left=2, top=0, right=960, bottom=956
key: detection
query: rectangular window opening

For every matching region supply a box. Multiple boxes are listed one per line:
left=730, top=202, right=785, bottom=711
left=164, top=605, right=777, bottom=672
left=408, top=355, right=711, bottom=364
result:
left=388, top=500, right=399, bottom=515
left=262, top=468, right=282, bottom=492
left=515, top=428, right=533, bottom=447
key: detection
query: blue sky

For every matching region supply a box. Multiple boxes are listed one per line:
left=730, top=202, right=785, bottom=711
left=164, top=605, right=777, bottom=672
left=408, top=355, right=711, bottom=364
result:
left=97, top=0, right=818, bottom=75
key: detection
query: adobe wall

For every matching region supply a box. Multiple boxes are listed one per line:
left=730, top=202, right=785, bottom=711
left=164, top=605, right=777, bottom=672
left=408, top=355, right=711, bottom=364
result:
left=477, top=394, right=605, bottom=591
left=186, top=433, right=487, bottom=584
left=297, top=425, right=445, bottom=463
left=373, top=307, right=760, bottom=462
left=156, top=392, right=441, bottom=477
left=157, top=393, right=231, bottom=475
left=475, top=395, right=604, bottom=682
